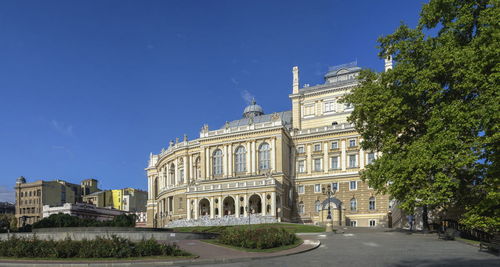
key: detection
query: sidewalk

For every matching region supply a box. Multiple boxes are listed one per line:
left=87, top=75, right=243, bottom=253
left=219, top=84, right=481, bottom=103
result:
left=176, top=238, right=320, bottom=260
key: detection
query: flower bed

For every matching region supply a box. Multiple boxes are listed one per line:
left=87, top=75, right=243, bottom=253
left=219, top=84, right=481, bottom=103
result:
left=218, top=227, right=298, bottom=249
left=0, top=235, right=190, bottom=258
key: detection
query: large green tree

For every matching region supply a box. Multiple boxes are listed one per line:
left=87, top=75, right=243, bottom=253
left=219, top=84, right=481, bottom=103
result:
left=344, top=0, right=499, bottom=232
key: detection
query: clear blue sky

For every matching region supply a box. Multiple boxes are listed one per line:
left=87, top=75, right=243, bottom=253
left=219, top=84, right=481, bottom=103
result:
left=0, top=0, right=424, bottom=202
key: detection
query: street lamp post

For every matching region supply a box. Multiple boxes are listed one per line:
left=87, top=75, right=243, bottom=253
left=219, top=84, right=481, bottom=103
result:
left=322, top=184, right=336, bottom=232
left=245, top=206, right=250, bottom=225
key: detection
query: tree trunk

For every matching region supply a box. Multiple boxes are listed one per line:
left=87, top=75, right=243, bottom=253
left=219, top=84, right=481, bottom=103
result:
left=422, top=205, right=429, bottom=231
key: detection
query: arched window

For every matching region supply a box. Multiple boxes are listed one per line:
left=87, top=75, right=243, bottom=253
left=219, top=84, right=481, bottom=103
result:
left=169, top=163, right=175, bottom=185
left=178, top=158, right=184, bottom=184
left=315, top=200, right=321, bottom=212
left=258, top=142, right=270, bottom=170
left=350, top=198, right=357, bottom=211
left=213, top=149, right=223, bottom=176
left=194, top=157, right=201, bottom=179
left=234, top=146, right=246, bottom=173
left=298, top=201, right=305, bottom=215
left=369, top=197, right=376, bottom=210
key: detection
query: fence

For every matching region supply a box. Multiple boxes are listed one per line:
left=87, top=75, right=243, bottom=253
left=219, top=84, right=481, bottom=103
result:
left=441, top=219, right=493, bottom=242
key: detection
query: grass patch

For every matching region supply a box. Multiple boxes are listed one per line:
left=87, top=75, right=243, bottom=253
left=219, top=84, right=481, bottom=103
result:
left=0, top=255, right=195, bottom=262
left=173, top=223, right=325, bottom=234
left=202, top=238, right=303, bottom=253
left=456, top=237, right=481, bottom=246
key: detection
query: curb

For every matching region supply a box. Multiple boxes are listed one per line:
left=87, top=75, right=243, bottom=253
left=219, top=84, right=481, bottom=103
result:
left=0, top=240, right=321, bottom=267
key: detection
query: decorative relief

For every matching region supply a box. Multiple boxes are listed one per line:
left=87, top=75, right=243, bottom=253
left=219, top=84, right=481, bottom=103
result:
left=271, top=112, right=280, bottom=122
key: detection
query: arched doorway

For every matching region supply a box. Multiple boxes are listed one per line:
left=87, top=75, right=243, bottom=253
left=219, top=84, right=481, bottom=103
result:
left=249, top=194, right=262, bottom=214
left=320, top=197, right=342, bottom=225
left=199, top=198, right=210, bottom=216
left=223, top=196, right=235, bottom=216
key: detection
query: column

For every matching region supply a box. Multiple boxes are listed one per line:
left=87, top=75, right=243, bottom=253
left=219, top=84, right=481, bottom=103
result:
left=147, top=177, right=152, bottom=199
left=209, top=197, right=215, bottom=219
left=246, top=142, right=251, bottom=174
left=194, top=198, right=199, bottom=220
left=174, top=158, right=179, bottom=185
left=187, top=198, right=191, bottom=220
left=218, top=196, right=223, bottom=217
left=243, top=194, right=248, bottom=217
left=189, top=155, right=194, bottom=181
left=307, top=144, right=312, bottom=174
left=271, top=138, right=276, bottom=171
left=200, top=148, right=206, bottom=179
left=235, top=194, right=240, bottom=217
left=184, top=155, right=189, bottom=184
left=261, top=193, right=267, bottom=216
left=166, top=165, right=170, bottom=186
left=323, top=142, right=329, bottom=173
left=271, top=192, right=276, bottom=216
left=251, top=141, right=256, bottom=174
left=228, top=144, right=233, bottom=176
left=224, top=145, right=228, bottom=177
left=341, top=140, right=346, bottom=171
left=171, top=197, right=175, bottom=215
left=206, top=148, right=211, bottom=180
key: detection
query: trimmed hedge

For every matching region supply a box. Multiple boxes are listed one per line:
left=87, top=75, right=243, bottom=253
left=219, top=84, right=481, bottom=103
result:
left=0, top=235, right=190, bottom=258
left=218, top=227, right=298, bottom=249
left=32, top=213, right=136, bottom=229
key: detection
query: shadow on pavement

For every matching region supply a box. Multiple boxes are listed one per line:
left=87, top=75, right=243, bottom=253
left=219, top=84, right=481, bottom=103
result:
left=391, top=257, right=499, bottom=267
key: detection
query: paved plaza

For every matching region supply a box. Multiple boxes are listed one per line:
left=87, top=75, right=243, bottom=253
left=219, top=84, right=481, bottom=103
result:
left=196, top=229, right=499, bottom=267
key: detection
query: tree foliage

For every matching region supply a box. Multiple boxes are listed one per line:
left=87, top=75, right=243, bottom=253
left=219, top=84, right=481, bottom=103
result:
left=343, top=0, right=499, bottom=232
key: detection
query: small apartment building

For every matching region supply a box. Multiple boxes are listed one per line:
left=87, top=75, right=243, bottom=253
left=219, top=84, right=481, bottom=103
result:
left=83, top=188, right=147, bottom=212
left=14, top=176, right=100, bottom=226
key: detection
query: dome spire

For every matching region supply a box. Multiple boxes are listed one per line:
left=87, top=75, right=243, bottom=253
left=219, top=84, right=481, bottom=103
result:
left=243, top=98, right=264, bottom=118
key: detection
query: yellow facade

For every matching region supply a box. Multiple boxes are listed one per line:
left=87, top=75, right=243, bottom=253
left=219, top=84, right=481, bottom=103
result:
left=146, top=62, right=392, bottom=228
left=111, top=190, right=122, bottom=210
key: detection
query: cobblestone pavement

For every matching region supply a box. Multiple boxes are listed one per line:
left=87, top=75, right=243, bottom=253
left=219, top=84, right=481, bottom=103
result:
left=193, top=230, right=499, bottom=267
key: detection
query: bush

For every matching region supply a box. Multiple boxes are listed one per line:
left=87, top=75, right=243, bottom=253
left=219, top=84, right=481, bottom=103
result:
left=218, top=227, right=298, bottom=249
left=32, top=213, right=136, bottom=229
left=0, top=235, right=189, bottom=258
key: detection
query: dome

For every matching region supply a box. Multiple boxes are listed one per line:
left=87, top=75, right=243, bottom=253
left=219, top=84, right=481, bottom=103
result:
left=16, top=176, right=26, bottom=184
left=243, top=99, right=264, bottom=118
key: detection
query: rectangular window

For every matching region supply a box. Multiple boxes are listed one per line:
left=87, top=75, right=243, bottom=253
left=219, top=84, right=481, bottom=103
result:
left=314, top=144, right=321, bottom=152
left=349, top=154, right=357, bottom=168
left=369, top=220, right=376, bottom=227
left=331, top=182, right=338, bottom=191
left=349, top=139, right=356, bottom=147
left=314, top=159, right=322, bottom=172
left=331, top=141, right=338, bottom=149
left=297, top=146, right=305, bottom=153
left=350, top=181, right=357, bottom=190
left=298, top=160, right=305, bottom=173
left=324, top=101, right=335, bottom=112
left=367, top=152, right=375, bottom=164
left=331, top=156, right=339, bottom=169
left=304, top=104, right=315, bottom=117
left=297, top=185, right=305, bottom=194
left=350, top=220, right=357, bottom=227
left=314, top=184, right=321, bottom=193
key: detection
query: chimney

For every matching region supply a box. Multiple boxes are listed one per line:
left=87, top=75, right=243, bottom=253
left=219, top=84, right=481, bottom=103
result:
left=292, top=66, right=299, bottom=94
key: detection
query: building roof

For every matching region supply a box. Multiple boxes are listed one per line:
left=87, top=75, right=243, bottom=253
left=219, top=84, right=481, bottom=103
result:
left=222, top=110, right=292, bottom=129
left=242, top=99, right=264, bottom=118
left=299, top=62, right=361, bottom=93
